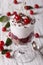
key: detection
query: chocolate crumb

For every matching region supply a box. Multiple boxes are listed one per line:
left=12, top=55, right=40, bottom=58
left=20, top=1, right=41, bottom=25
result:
left=24, top=26, right=27, bottom=28
left=14, top=24, right=16, bottom=26
left=18, top=24, right=21, bottom=26
left=12, top=21, right=14, bottom=22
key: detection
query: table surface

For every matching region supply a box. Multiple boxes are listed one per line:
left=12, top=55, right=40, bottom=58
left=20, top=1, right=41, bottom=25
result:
left=0, top=0, right=43, bottom=65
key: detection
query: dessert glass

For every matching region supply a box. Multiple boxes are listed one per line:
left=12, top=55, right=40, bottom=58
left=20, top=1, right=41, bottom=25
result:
left=9, top=16, right=36, bottom=63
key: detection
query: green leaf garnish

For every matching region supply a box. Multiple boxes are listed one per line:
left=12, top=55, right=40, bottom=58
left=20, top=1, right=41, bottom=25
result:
left=5, top=38, right=12, bottom=46
left=5, top=22, right=10, bottom=28
left=0, top=16, right=9, bottom=22
left=1, top=49, right=12, bottom=54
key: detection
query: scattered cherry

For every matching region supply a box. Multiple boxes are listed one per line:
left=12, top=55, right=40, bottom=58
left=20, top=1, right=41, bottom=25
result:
left=34, top=4, right=39, bottom=8
left=14, top=0, right=18, bottom=4
left=7, top=12, right=11, bottom=16
left=24, top=18, right=31, bottom=24
left=14, top=14, right=21, bottom=21
left=24, top=6, right=33, bottom=10
left=34, top=33, right=40, bottom=38
left=2, top=27, right=6, bottom=32
left=30, top=10, right=34, bottom=15
left=0, top=46, right=4, bottom=51
left=0, top=41, right=4, bottom=46
left=24, top=6, right=30, bottom=10
left=5, top=52, right=11, bottom=58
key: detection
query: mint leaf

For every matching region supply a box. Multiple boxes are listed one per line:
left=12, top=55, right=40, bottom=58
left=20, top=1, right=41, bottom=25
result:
left=1, top=49, right=12, bottom=54
left=5, top=38, right=12, bottom=46
left=5, top=22, right=10, bottom=28
left=0, top=16, right=9, bottom=22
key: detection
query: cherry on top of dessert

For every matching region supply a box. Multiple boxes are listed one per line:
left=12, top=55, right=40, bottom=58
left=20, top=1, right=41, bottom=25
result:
left=13, top=13, right=32, bottom=25
left=14, top=14, right=21, bottom=21
left=23, top=18, right=31, bottom=25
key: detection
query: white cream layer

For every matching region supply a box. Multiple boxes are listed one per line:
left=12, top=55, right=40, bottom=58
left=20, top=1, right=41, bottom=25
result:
left=10, top=19, right=34, bottom=39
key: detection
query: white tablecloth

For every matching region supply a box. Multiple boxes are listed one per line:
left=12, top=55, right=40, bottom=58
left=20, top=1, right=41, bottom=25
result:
left=0, top=0, right=43, bottom=65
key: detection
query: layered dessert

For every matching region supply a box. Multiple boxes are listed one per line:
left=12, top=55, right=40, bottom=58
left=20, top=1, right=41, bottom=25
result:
left=10, top=12, right=35, bottom=43
left=9, top=0, right=35, bottom=43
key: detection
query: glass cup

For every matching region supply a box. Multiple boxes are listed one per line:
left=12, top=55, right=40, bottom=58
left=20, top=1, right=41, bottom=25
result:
left=9, top=15, right=36, bottom=63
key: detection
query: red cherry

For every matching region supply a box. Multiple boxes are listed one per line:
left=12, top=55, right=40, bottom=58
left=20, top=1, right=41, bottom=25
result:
left=24, top=6, right=30, bottom=10
left=0, top=46, right=4, bottom=51
left=24, top=6, right=33, bottom=10
left=14, top=0, right=18, bottom=4
left=7, top=12, right=11, bottom=16
left=24, top=18, right=31, bottom=24
left=34, top=33, right=40, bottom=38
left=0, top=41, right=4, bottom=46
left=12, top=11, right=17, bottom=15
left=5, top=52, right=11, bottom=58
left=30, top=10, right=34, bottom=15
left=2, top=27, right=6, bottom=32
left=15, top=15, right=21, bottom=21
left=34, top=4, right=39, bottom=8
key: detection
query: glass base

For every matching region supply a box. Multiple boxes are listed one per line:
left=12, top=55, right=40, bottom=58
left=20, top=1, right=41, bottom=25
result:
left=13, top=43, right=36, bottom=63
left=8, top=31, right=36, bottom=63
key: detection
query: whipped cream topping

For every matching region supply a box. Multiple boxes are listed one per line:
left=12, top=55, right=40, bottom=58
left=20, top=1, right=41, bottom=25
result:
left=10, top=16, right=34, bottom=38
left=9, top=1, right=35, bottom=39
left=10, top=23, right=34, bottom=38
